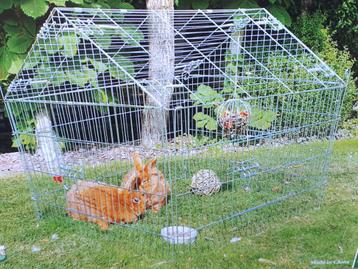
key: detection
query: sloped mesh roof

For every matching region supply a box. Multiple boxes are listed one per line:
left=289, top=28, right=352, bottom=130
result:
left=5, top=8, right=345, bottom=106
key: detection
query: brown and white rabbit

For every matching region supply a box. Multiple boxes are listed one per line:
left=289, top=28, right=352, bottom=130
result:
left=66, top=180, right=146, bottom=230
left=121, top=153, right=170, bottom=213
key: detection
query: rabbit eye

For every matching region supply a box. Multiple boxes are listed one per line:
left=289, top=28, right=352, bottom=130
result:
left=132, top=197, right=140, bottom=204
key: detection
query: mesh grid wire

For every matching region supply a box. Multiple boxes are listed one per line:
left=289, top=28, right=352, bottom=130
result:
left=3, top=8, right=346, bottom=252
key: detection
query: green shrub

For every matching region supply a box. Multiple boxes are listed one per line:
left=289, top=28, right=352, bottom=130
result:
left=291, top=12, right=328, bottom=52
left=292, top=12, right=357, bottom=122
left=318, top=30, right=357, bottom=122
left=330, top=0, right=358, bottom=77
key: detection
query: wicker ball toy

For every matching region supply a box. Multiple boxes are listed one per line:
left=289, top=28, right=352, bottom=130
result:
left=217, top=99, right=251, bottom=130
left=190, top=169, right=222, bottom=196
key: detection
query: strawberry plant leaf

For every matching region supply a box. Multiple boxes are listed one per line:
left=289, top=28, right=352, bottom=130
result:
left=7, top=33, right=34, bottom=53
left=20, top=0, right=49, bottom=18
left=59, top=32, right=79, bottom=57
left=0, top=0, right=13, bottom=14
left=88, top=58, right=108, bottom=73
left=249, top=108, right=277, bottom=130
left=109, top=55, right=134, bottom=80
left=8, top=54, right=26, bottom=74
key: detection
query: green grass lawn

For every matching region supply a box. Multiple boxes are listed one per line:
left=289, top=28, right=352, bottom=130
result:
left=0, top=139, right=357, bottom=268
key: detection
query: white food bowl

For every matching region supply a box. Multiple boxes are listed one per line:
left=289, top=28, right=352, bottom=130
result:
left=160, top=226, right=198, bottom=244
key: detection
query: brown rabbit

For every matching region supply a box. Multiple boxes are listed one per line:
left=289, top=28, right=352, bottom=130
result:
left=121, top=153, right=170, bottom=213
left=66, top=180, right=146, bottom=230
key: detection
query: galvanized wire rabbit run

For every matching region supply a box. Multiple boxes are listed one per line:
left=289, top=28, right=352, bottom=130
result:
left=2, top=7, right=347, bottom=247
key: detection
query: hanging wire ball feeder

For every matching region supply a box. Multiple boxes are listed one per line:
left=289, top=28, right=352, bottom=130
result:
left=217, top=98, right=251, bottom=131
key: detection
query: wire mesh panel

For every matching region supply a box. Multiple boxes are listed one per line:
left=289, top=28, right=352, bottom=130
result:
left=3, top=7, right=346, bottom=252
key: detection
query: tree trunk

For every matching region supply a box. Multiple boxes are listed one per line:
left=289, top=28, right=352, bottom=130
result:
left=142, top=0, right=174, bottom=148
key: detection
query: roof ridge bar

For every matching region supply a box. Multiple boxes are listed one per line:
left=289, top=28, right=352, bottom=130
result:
left=199, top=9, right=294, bottom=93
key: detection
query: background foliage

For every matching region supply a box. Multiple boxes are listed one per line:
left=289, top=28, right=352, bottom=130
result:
left=292, top=11, right=357, bottom=122
left=0, top=0, right=136, bottom=83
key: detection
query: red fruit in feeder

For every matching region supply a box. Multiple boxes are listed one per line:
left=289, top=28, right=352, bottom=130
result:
left=224, top=120, right=233, bottom=129
left=53, top=176, right=63, bottom=183
left=240, top=111, right=249, bottom=118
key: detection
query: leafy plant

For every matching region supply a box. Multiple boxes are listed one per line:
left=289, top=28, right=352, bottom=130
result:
left=9, top=103, right=43, bottom=151
left=193, top=112, right=217, bottom=130
left=190, top=84, right=277, bottom=132
left=88, top=57, right=108, bottom=73
left=292, top=12, right=327, bottom=53
left=93, top=89, right=118, bottom=114
left=109, top=55, right=135, bottom=80
left=190, top=84, right=224, bottom=107
left=66, top=66, right=98, bottom=87
left=292, top=12, right=357, bottom=122
left=330, top=0, right=358, bottom=76
left=0, top=0, right=135, bottom=82
left=0, top=11, right=36, bottom=80
left=12, top=131, right=37, bottom=151
left=20, top=0, right=50, bottom=19
left=318, top=31, right=357, bottom=122
left=249, top=108, right=277, bottom=130
left=58, top=32, right=79, bottom=57
left=22, top=27, right=140, bottom=92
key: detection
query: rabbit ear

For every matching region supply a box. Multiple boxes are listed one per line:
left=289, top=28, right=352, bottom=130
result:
left=146, top=158, right=157, bottom=168
left=129, top=176, right=143, bottom=190
left=132, top=152, right=143, bottom=174
left=143, top=158, right=157, bottom=180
